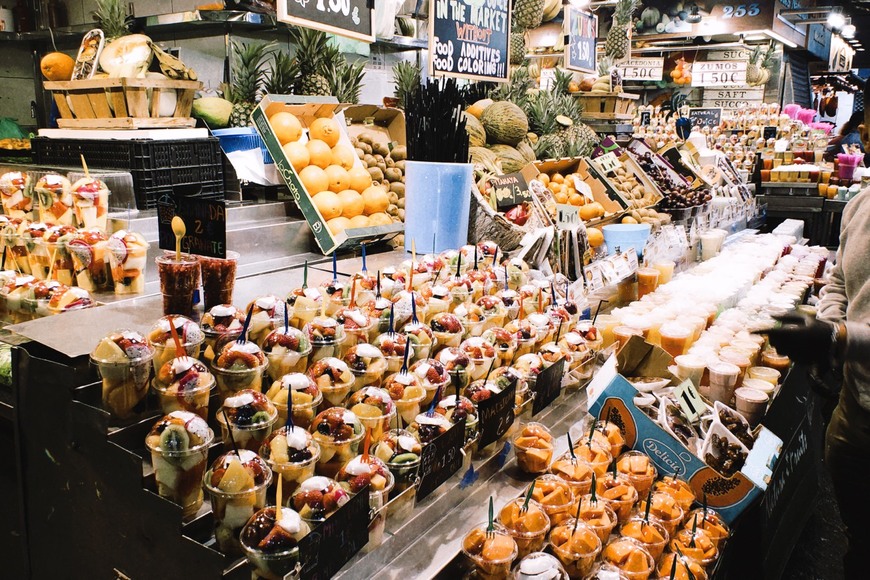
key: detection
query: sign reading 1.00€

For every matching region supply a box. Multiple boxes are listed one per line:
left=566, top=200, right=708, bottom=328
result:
left=429, top=0, right=510, bottom=82
left=565, top=7, right=597, bottom=74
left=276, top=0, right=374, bottom=43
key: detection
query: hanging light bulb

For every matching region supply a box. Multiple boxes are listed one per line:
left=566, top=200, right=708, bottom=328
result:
left=827, top=12, right=846, bottom=29
left=842, top=24, right=856, bottom=38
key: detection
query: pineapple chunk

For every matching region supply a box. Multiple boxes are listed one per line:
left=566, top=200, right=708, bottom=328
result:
left=218, top=459, right=255, bottom=493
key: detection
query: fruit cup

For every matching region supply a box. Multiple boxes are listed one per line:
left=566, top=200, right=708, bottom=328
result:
left=151, top=358, right=215, bottom=420
left=263, top=326, right=312, bottom=382
left=240, top=507, right=309, bottom=580
left=347, top=386, right=396, bottom=443
left=684, top=508, right=730, bottom=550
left=90, top=330, right=155, bottom=420
left=637, top=491, right=684, bottom=538
left=595, top=472, right=639, bottom=524
left=307, top=357, right=354, bottom=408
left=514, top=422, right=555, bottom=475
left=670, top=526, right=719, bottom=568
left=577, top=495, right=618, bottom=544
left=198, top=251, right=239, bottom=311
left=211, top=341, right=269, bottom=401
left=549, top=454, right=594, bottom=497
left=657, top=553, right=708, bottom=580
left=309, top=407, right=365, bottom=478
left=383, top=371, right=427, bottom=427
left=148, top=315, right=205, bottom=375
left=218, top=390, right=279, bottom=452
left=200, top=304, right=245, bottom=364
left=410, top=359, right=451, bottom=407
left=528, top=475, right=577, bottom=526
left=107, top=230, right=150, bottom=295
left=549, top=519, right=603, bottom=579
left=304, top=316, right=346, bottom=364
left=264, top=373, right=323, bottom=429
left=619, top=517, right=669, bottom=562
left=511, top=552, right=568, bottom=580
left=461, top=522, right=518, bottom=580
left=260, top=426, right=320, bottom=495
left=344, top=343, right=388, bottom=391
left=601, top=537, right=655, bottom=580
left=615, top=451, right=657, bottom=498
left=371, top=429, right=422, bottom=496
left=497, top=497, right=551, bottom=559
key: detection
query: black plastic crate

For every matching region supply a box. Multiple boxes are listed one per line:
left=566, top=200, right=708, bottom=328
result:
left=144, top=182, right=225, bottom=210
left=32, top=137, right=225, bottom=209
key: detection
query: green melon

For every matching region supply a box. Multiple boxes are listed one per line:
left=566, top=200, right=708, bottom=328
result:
left=489, top=144, right=528, bottom=174
left=481, top=101, right=529, bottom=147
left=464, top=113, right=487, bottom=148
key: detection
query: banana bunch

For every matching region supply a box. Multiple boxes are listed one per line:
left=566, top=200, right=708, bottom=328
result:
left=150, top=43, right=197, bottom=81
left=542, top=0, right=561, bottom=22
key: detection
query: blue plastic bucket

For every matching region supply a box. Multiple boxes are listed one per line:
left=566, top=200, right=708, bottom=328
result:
left=602, top=223, right=652, bottom=257
left=404, top=161, right=473, bottom=253
left=213, top=127, right=273, bottom=164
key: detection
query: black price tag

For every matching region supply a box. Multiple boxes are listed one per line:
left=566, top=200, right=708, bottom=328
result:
left=490, top=172, right=531, bottom=210
left=477, top=383, right=517, bottom=449
left=763, top=126, right=778, bottom=140
left=640, top=111, right=652, bottom=126
left=297, top=483, right=370, bottom=580
left=157, top=195, right=227, bottom=258
left=276, top=0, right=374, bottom=43
left=417, top=418, right=466, bottom=501
left=429, top=0, right=509, bottom=82
left=532, top=358, right=565, bottom=416
left=688, top=107, right=722, bottom=129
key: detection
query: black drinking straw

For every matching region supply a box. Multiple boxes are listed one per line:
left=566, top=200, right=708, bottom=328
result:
left=521, top=480, right=535, bottom=513
left=222, top=409, right=241, bottom=458
left=332, top=252, right=338, bottom=282
left=593, top=299, right=608, bottom=324
left=1, top=247, right=6, bottom=270
left=284, top=302, right=290, bottom=332
left=285, top=382, right=294, bottom=430
left=302, top=260, right=308, bottom=289
left=411, top=291, right=419, bottom=325
left=492, top=246, right=498, bottom=268
left=376, top=271, right=381, bottom=298
left=567, top=433, right=577, bottom=461
left=388, top=302, right=396, bottom=335
left=556, top=319, right=564, bottom=343
left=643, top=489, right=653, bottom=522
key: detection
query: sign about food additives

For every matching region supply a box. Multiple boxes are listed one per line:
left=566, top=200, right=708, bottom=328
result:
left=429, top=0, right=510, bottom=82
left=565, top=7, right=597, bottom=74
left=276, top=0, right=374, bottom=43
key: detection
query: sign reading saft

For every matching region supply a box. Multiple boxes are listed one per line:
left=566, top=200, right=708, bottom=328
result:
left=276, top=0, right=374, bottom=43
left=429, top=0, right=510, bottom=82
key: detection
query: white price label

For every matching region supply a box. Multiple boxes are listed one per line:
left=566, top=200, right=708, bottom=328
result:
left=540, top=68, right=556, bottom=91
left=674, top=379, right=705, bottom=422
left=620, top=58, right=664, bottom=81
left=691, top=61, right=747, bottom=87
left=623, top=247, right=639, bottom=272
left=556, top=204, right=580, bottom=230
left=583, top=262, right=605, bottom=292
left=595, top=152, right=622, bottom=174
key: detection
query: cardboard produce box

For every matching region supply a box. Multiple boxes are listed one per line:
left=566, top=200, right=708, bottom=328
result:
left=342, top=105, right=406, bottom=148
left=253, top=95, right=403, bottom=254
left=530, top=157, right=625, bottom=225
left=587, top=153, right=664, bottom=210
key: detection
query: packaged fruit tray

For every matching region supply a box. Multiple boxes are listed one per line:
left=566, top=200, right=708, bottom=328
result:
left=253, top=95, right=403, bottom=254
left=44, top=78, right=201, bottom=130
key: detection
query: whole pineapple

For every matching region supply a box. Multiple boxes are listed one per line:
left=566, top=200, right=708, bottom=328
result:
left=510, top=31, right=527, bottom=65
left=328, top=60, right=366, bottom=104
left=559, top=122, right=598, bottom=157
left=290, top=27, right=333, bottom=96
left=393, top=61, right=421, bottom=109
left=93, top=0, right=130, bottom=41
left=604, top=0, right=639, bottom=60
left=227, top=42, right=274, bottom=127
left=265, top=51, right=299, bottom=95
left=513, top=0, right=545, bottom=30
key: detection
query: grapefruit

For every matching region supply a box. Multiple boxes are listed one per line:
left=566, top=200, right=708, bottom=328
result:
left=327, top=216, right=351, bottom=234
left=368, top=212, right=392, bottom=226
left=324, top=165, right=350, bottom=193
left=40, top=52, right=75, bottom=81
left=337, top=189, right=364, bottom=218
left=331, top=144, right=356, bottom=171
left=580, top=202, right=605, bottom=221
left=348, top=166, right=373, bottom=193
left=306, top=139, right=332, bottom=169
left=348, top=215, right=371, bottom=229
left=309, top=117, right=341, bottom=147
left=298, top=165, right=329, bottom=194
left=282, top=142, right=310, bottom=172
left=270, top=112, right=303, bottom=145
left=587, top=227, right=604, bottom=247
left=361, top=186, right=389, bottom=215
left=312, top=190, right=342, bottom=220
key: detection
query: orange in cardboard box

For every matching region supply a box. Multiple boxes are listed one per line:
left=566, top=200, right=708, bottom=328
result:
left=309, top=117, right=341, bottom=147
left=325, top=165, right=350, bottom=193
left=361, top=185, right=389, bottom=214
left=331, top=144, right=356, bottom=171
left=337, top=189, right=364, bottom=218
left=270, top=112, right=303, bottom=145
left=349, top=166, right=373, bottom=193
left=312, top=191, right=341, bottom=221
left=282, top=142, right=310, bottom=172
left=299, top=165, right=329, bottom=194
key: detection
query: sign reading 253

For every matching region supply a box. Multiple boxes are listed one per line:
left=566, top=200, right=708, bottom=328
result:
left=721, top=3, right=761, bottom=18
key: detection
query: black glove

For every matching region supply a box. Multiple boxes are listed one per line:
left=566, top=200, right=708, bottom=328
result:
left=761, top=311, right=835, bottom=364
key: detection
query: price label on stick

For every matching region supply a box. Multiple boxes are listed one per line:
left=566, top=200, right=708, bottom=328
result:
left=556, top=204, right=580, bottom=230
left=417, top=419, right=466, bottom=500
left=674, top=379, right=705, bottom=423
left=491, top=172, right=531, bottom=209
left=477, top=382, right=516, bottom=448
left=595, top=152, right=622, bottom=174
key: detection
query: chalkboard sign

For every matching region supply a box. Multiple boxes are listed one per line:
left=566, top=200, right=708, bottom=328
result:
left=297, top=483, right=370, bottom=580
left=477, top=383, right=516, bottom=448
left=428, top=0, right=510, bottom=82
left=490, top=172, right=531, bottom=209
left=157, top=195, right=227, bottom=258
left=532, top=357, right=565, bottom=415
left=688, top=107, right=722, bottom=129
left=640, top=111, right=651, bottom=126
left=417, top=418, right=466, bottom=500
left=763, top=126, right=778, bottom=140
left=276, top=0, right=373, bottom=43
left=565, top=7, right=597, bottom=74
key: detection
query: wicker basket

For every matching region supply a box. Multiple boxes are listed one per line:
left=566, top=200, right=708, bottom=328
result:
left=44, top=77, right=202, bottom=129
left=468, top=185, right=547, bottom=250
left=575, top=92, right=640, bottom=120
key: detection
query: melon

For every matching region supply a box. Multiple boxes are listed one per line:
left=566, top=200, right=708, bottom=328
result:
left=489, top=144, right=527, bottom=174
left=481, top=102, right=529, bottom=147
left=466, top=98, right=494, bottom=119
left=469, top=146, right=501, bottom=173
left=516, top=141, right=536, bottom=163
left=464, top=113, right=487, bottom=148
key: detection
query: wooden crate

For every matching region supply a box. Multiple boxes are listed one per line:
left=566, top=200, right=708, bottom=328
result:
left=575, top=92, right=640, bottom=120
left=44, top=77, right=202, bottom=129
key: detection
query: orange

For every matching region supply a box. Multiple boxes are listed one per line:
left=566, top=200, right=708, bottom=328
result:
left=580, top=202, right=605, bottom=221
left=298, top=165, right=329, bottom=194
left=331, top=144, right=356, bottom=171
left=568, top=193, right=585, bottom=206
left=324, top=165, right=350, bottom=193
left=348, top=215, right=371, bottom=229
left=306, top=139, right=332, bottom=169
left=309, top=117, right=341, bottom=148
left=554, top=191, right=569, bottom=204
left=587, top=227, right=604, bottom=247
left=270, top=112, right=303, bottom=145
left=368, top=212, right=392, bottom=226
left=312, top=190, right=342, bottom=220
left=536, top=173, right=550, bottom=186
left=551, top=173, right=565, bottom=184
left=40, top=52, right=75, bottom=81
left=326, top=216, right=350, bottom=235
left=282, top=141, right=310, bottom=172
left=348, top=166, right=372, bottom=193
left=361, top=185, right=389, bottom=215
left=337, top=189, right=364, bottom=218
left=622, top=216, right=638, bottom=224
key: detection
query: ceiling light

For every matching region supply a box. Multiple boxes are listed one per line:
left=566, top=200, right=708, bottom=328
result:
left=843, top=24, right=856, bottom=37
left=828, top=12, right=846, bottom=28
left=858, top=47, right=866, bottom=51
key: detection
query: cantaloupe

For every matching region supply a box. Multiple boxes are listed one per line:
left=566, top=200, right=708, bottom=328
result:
left=488, top=144, right=527, bottom=173
left=480, top=101, right=529, bottom=147
left=464, top=113, right=487, bottom=148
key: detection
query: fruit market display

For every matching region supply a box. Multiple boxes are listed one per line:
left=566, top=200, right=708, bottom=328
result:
left=669, top=57, right=693, bottom=86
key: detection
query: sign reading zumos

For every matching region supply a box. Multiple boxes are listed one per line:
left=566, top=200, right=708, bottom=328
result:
left=276, top=0, right=374, bottom=43
left=429, top=0, right=510, bottom=82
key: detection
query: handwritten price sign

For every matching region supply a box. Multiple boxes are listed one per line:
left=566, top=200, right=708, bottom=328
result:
left=277, top=0, right=373, bottom=43
left=565, top=7, right=597, bottom=74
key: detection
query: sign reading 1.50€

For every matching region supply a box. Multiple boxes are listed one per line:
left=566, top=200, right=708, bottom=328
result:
left=276, top=0, right=374, bottom=43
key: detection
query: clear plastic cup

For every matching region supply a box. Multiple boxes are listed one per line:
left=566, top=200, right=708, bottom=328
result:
left=260, top=426, right=320, bottom=495
left=619, top=517, right=669, bottom=562
left=572, top=440, right=613, bottom=477
left=708, top=361, right=740, bottom=405
left=637, top=491, right=684, bottom=539
left=461, top=522, right=518, bottom=580
left=240, top=507, right=309, bottom=580
left=529, top=475, right=577, bottom=526
left=151, top=373, right=215, bottom=420
left=659, top=323, right=693, bottom=358
left=107, top=231, right=149, bottom=295
left=309, top=408, right=365, bottom=478
left=203, top=452, right=272, bottom=556
left=734, top=387, right=769, bottom=427
left=198, top=251, right=239, bottom=311
left=211, top=356, right=268, bottom=402
left=263, top=328, right=312, bottom=382
left=674, top=355, right=706, bottom=388
left=719, top=349, right=751, bottom=388
left=577, top=495, right=618, bottom=544
left=146, top=421, right=214, bottom=518
left=514, top=422, right=555, bottom=475
left=652, top=477, right=696, bottom=514
left=264, top=375, right=323, bottom=429
left=670, top=526, right=719, bottom=568
left=347, top=387, right=396, bottom=443
left=91, top=338, right=154, bottom=420
left=497, top=497, right=551, bottom=559
left=652, top=260, right=675, bottom=285
left=549, top=454, right=594, bottom=497
left=636, top=268, right=659, bottom=300
left=217, top=404, right=278, bottom=452
left=761, top=349, right=791, bottom=374
left=657, top=552, right=708, bottom=580
left=602, top=537, right=656, bottom=580
left=550, top=519, right=603, bottom=579
left=596, top=472, right=639, bottom=523
left=156, top=254, right=201, bottom=317
left=616, top=451, right=657, bottom=498
left=748, top=365, right=781, bottom=386
left=684, top=508, right=731, bottom=550
left=614, top=326, right=644, bottom=350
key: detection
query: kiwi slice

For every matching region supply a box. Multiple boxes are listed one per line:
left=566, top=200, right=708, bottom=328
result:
left=159, top=424, right=190, bottom=452
left=390, top=452, right=419, bottom=464
left=250, top=411, right=272, bottom=425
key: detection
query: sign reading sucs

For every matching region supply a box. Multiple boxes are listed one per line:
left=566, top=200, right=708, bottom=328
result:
left=276, top=0, right=373, bottom=43
left=691, top=61, right=747, bottom=87
left=429, top=0, right=510, bottom=82
left=702, top=87, right=764, bottom=109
